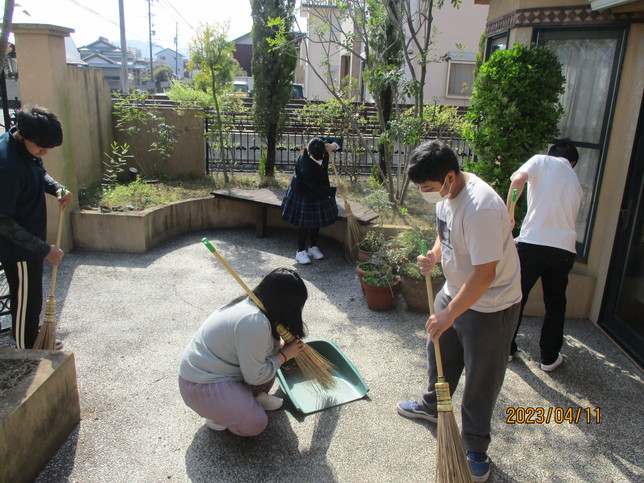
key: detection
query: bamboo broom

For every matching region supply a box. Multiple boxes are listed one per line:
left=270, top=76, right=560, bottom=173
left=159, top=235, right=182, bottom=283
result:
left=329, top=157, right=362, bottom=263
left=421, top=241, right=472, bottom=483
left=201, top=238, right=337, bottom=389
left=33, top=188, right=66, bottom=351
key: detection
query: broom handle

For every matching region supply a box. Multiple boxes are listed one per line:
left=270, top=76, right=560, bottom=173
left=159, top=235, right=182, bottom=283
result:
left=422, top=241, right=445, bottom=379
left=508, top=188, right=518, bottom=220
left=201, top=238, right=267, bottom=312
left=48, top=188, right=67, bottom=298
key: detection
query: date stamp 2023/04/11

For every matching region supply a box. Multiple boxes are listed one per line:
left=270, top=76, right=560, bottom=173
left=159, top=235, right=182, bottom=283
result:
left=506, top=407, right=601, bottom=424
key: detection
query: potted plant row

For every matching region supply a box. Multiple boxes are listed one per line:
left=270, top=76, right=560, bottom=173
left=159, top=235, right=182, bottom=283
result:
left=355, top=226, right=444, bottom=312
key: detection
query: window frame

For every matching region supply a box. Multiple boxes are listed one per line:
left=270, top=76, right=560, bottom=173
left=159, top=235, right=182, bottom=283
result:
left=445, top=60, right=475, bottom=99
left=533, top=25, right=628, bottom=260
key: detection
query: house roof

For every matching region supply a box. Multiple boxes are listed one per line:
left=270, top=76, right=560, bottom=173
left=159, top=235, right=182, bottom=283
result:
left=81, top=37, right=119, bottom=51
left=155, top=48, right=184, bottom=58
left=233, top=32, right=252, bottom=45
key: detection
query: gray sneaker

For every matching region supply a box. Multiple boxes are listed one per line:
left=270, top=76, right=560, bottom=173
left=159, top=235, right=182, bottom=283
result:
left=396, top=401, right=438, bottom=423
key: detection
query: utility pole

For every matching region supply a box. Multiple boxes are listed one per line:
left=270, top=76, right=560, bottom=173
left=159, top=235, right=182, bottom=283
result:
left=147, top=0, right=154, bottom=91
left=118, top=0, right=129, bottom=93
left=174, top=22, right=178, bottom=79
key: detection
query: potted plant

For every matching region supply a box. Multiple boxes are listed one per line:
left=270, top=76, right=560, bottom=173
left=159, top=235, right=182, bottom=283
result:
left=395, top=226, right=445, bottom=313
left=362, top=265, right=400, bottom=311
left=356, top=230, right=386, bottom=262
left=398, top=262, right=445, bottom=313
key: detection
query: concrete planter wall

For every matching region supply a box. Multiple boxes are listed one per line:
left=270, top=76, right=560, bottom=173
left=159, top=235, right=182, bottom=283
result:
left=71, top=196, right=350, bottom=254
left=0, top=349, right=80, bottom=483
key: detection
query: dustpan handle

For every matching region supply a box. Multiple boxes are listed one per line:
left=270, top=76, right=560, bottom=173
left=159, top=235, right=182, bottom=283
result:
left=422, top=240, right=444, bottom=379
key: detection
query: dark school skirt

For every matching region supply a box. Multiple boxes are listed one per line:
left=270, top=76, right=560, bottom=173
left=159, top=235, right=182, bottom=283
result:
left=281, top=186, right=339, bottom=228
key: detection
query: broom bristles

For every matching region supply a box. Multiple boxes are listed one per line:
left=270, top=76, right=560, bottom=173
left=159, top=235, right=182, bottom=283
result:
left=276, top=324, right=337, bottom=390
left=33, top=297, right=57, bottom=350
left=342, top=198, right=362, bottom=263
left=435, top=380, right=473, bottom=483
left=436, top=412, right=473, bottom=483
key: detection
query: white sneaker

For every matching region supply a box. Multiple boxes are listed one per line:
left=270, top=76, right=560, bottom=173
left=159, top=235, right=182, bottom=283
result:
left=205, top=418, right=226, bottom=431
left=307, top=246, right=325, bottom=260
left=540, top=353, right=564, bottom=372
left=256, top=392, right=283, bottom=410
left=295, top=250, right=312, bottom=265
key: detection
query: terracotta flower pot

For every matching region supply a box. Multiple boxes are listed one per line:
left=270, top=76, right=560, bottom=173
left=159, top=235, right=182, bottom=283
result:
left=400, top=274, right=445, bottom=313
left=357, top=249, right=372, bottom=262
left=363, top=278, right=400, bottom=311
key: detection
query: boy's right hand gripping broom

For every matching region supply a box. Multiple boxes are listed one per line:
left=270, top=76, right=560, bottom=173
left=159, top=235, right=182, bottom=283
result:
left=421, top=241, right=473, bottom=483
left=202, top=238, right=336, bottom=390
left=34, top=188, right=67, bottom=350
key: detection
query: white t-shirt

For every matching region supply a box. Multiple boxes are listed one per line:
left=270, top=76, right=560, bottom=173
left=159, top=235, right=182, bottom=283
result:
left=514, top=154, right=582, bottom=254
left=436, top=173, right=521, bottom=313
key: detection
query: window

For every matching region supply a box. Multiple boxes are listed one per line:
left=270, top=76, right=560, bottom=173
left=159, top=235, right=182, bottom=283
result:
left=486, top=32, right=509, bottom=61
left=535, top=27, right=626, bottom=258
left=446, top=52, right=476, bottom=98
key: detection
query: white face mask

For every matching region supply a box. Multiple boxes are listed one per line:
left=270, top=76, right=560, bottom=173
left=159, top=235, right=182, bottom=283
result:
left=420, top=176, right=451, bottom=204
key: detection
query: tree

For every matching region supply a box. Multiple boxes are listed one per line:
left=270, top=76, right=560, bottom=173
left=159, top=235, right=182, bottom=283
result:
left=463, top=44, right=565, bottom=205
left=274, top=0, right=461, bottom=204
left=250, top=0, right=297, bottom=177
left=188, top=22, right=240, bottom=182
left=153, top=65, right=174, bottom=83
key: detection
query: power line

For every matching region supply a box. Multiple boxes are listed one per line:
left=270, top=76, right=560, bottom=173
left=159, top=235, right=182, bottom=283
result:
left=158, top=0, right=195, bottom=33
left=64, top=0, right=148, bottom=43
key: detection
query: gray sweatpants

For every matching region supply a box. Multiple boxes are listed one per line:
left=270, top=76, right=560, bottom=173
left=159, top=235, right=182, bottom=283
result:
left=419, top=289, right=520, bottom=453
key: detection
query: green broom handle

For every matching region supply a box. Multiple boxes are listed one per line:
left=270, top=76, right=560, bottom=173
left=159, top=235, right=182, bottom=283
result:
left=508, top=188, right=518, bottom=219
left=49, top=187, right=67, bottom=298
left=422, top=240, right=444, bottom=380
left=201, top=238, right=267, bottom=312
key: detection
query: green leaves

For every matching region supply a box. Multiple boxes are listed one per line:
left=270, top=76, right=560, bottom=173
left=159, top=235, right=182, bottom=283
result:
left=463, top=43, right=566, bottom=221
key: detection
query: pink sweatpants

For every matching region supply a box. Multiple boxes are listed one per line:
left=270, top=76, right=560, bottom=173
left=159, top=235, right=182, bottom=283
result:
left=178, top=376, right=275, bottom=436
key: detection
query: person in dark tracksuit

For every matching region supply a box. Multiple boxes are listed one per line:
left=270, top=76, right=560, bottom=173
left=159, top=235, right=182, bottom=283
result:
left=281, top=137, right=343, bottom=265
left=0, top=106, right=73, bottom=349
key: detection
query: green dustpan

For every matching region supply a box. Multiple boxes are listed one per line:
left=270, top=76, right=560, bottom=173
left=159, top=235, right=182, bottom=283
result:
left=276, top=339, right=369, bottom=414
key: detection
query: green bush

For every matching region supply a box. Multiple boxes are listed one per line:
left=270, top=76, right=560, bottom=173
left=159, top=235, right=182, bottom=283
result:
left=463, top=44, right=565, bottom=218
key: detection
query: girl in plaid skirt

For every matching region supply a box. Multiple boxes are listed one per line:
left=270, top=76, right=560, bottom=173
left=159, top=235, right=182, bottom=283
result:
left=281, top=137, right=343, bottom=265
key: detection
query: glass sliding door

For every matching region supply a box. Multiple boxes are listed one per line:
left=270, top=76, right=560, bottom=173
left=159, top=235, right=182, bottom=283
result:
left=535, top=27, right=626, bottom=259
left=600, top=98, right=644, bottom=367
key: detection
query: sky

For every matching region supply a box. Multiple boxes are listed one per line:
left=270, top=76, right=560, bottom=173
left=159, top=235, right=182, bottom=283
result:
left=10, top=0, right=307, bottom=55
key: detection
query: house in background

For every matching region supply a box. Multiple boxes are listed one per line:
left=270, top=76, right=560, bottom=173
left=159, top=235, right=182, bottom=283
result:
left=475, top=0, right=644, bottom=366
left=79, top=37, right=142, bottom=91
left=154, top=48, right=185, bottom=79
left=231, top=32, right=306, bottom=95
left=299, top=0, right=488, bottom=104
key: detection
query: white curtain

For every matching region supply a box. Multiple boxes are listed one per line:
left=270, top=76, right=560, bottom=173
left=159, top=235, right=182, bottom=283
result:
left=545, top=37, right=618, bottom=247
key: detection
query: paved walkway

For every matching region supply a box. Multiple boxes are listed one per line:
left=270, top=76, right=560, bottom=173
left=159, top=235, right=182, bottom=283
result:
left=1, top=228, right=642, bottom=482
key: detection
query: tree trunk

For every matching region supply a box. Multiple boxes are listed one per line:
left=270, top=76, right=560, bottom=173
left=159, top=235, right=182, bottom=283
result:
left=265, top=123, right=277, bottom=177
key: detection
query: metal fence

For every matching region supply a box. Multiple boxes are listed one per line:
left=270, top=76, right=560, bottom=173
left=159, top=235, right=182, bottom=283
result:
left=204, top=101, right=472, bottom=175
left=206, top=131, right=471, bottom=175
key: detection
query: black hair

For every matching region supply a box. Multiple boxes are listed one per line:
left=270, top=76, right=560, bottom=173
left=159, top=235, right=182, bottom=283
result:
left=241, top=268, right=308, bottom=340
left=16, top=106, right=63, bottom=148
left=307, top=138, right=326, bottom=161
left=408, top=140, right=460, bottom=184
left=548, top=138, right=579, bottom=166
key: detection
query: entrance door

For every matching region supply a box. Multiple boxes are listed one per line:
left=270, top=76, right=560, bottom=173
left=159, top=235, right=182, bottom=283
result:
left=600, top=99, right=644, bottom=367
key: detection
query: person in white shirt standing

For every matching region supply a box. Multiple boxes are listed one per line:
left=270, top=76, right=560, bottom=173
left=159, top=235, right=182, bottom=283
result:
left=397, top=140, right=521, bottom=483
left=507, top=139, right=582, bottom=372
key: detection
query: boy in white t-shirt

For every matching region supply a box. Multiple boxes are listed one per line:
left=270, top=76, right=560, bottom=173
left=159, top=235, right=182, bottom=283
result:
left=396, top=140, right=521, bottom=483
left=507, top=139, right=582, bottom=372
